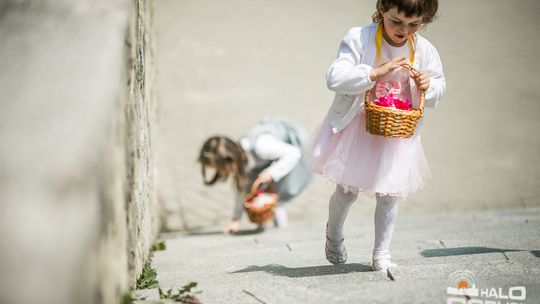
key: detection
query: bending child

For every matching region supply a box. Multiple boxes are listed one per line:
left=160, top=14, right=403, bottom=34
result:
left=199, top=117, right=313, bottom=234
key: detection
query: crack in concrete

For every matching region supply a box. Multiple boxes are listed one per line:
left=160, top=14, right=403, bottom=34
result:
left=286, top=243, right=292, bottom=251
left=386, top=269, right=396, bottom=281
left=243, top=289, right=266, bottom=303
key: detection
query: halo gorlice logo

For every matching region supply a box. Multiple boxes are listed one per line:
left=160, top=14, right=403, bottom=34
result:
left=447, top=270, right=527, bottom=304
left=448, top=270, right=479, bottom=298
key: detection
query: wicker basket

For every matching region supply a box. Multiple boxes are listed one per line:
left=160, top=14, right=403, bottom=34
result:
left=244, top=181, right=279, bottom=224
left=364, top=65, right=425, bottom=138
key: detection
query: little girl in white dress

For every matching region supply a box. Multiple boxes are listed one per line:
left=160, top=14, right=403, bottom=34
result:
left=306, top=0, right=445, bottom=271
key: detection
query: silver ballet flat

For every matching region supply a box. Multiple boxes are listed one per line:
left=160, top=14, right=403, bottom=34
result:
left=371, top=254, right=397, bottom=271
left=325, top=235, right=347, bottom=264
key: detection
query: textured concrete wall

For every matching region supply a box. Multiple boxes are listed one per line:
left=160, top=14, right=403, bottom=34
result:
left=125, top=0, right=161, bottom=289
left=0, top=0, right=159, bottom=303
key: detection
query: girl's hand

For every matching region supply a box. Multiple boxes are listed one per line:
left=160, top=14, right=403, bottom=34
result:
left=370, top=56, right=409, bottom=81
left=254, top=171, right=273, bottom=186
left=223, top=220, right=240, bottom=234
left=411, top=70, right=430, bottom=91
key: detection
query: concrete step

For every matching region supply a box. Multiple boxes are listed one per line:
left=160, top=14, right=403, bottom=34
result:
left=142, top=253, right=540, bottom=304
left=136, top=208, right=540, bottom=303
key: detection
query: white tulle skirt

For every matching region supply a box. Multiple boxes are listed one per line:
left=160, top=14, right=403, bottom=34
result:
left=305, top=107, right=431, bottom=197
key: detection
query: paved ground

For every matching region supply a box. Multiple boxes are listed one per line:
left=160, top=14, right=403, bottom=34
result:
left=146, top=0, right=540, bottom=302
left=136, top=208, right=540, bottom=303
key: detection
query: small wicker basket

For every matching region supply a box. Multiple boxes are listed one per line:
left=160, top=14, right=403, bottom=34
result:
left=364, top=64, right=425, bottom=138
left=244, top=181, right=279, bottom=224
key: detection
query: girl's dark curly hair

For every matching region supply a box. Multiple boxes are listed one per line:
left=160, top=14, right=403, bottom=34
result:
left=372, top=0, right=438, bottom=25
left=198, top=136, right=248, bottom=193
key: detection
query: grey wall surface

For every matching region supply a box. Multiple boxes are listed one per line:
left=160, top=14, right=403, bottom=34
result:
left=0, top=0, right=160, bottom=303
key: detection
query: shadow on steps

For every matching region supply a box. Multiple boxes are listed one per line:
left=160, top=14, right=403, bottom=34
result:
left=421, top=247, right=529, bottom=257
left=231, top=263, right=372, bottom=277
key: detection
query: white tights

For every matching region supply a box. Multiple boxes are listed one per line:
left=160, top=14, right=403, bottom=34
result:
left=326, top=185, right=399, bottom=268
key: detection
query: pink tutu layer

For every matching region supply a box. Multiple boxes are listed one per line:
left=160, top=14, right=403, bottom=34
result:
left=305, top=108, right=430, bottom=197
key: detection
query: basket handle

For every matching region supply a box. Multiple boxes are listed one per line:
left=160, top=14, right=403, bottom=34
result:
left=250, top=179, right=269, bottom=195
left=402, top=64, right=425, bottom=112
